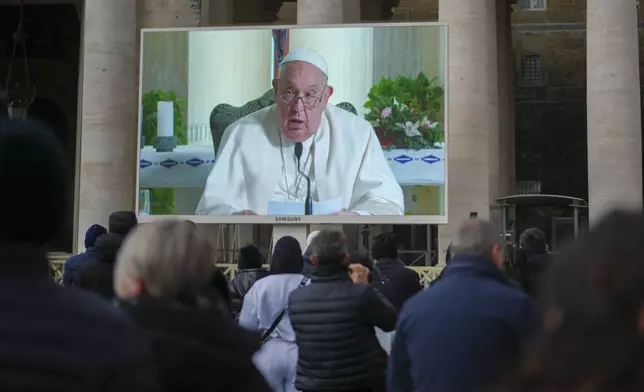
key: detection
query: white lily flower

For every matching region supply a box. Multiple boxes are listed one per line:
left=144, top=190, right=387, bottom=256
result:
left=397, top=121, right=422, bottom=137
left=420, top=117, right=439, bottom=129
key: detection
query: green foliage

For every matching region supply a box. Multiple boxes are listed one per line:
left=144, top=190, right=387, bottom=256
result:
left=141, top=90, right=187, bottom=145
left=148, top=188, right=177, bottom=215
left=141, top=89, right=186, bottom=215
left=364, top=72, right=444, bottom=150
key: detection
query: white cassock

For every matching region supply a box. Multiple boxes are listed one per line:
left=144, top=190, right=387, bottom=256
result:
left=196, top=104, right=404, bottom=215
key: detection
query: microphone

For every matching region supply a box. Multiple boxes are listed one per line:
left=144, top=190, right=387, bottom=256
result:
left=294, top=142, right=313, bottom=215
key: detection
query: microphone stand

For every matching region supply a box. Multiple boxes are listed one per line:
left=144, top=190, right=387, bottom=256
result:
left=294, top=142, right=313, bottom=215
left=300, top=170, right=313, bottom=215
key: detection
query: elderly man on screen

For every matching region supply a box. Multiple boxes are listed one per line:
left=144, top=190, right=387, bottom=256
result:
left=196, top=48, right=404, bottom=216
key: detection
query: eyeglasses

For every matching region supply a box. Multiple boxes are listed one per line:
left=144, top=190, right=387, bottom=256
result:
left=278, top=86, right=327, bottom=109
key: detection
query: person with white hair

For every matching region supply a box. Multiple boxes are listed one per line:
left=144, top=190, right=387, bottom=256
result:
left=389, top=219, right=537, bottom=392
left=302, top=230, right=321, bottom=278
left=306, top=230, right=321, bottom=248
left=114, top=220, right=271, bottom=392
left=196, top=48, right=404, bottom=216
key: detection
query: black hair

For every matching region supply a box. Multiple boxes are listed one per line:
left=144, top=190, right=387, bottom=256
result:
left=108, top=211, right=138, bottom=236
left=372, top=232, right=398, bottom=260
left=503, top=210, right=644, bottom=392
left=519, top=228, right=547, bottom=251
left=271, top=236, right=303, bottom=274
left=237, top=244, right=263, bottom=270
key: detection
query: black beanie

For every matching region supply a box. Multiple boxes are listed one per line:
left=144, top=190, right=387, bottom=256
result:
left=0, top=119, right=68, bottom=245
left=372, top=232, right=398, bottom=260
left=237, top=244, right=263, bottom=270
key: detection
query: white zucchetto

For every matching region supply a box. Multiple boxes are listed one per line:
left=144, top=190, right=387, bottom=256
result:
left=280, top=47, right=329, bottom=77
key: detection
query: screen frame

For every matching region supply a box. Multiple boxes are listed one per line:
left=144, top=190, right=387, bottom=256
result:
left=136, top=22, right=449, bottom=225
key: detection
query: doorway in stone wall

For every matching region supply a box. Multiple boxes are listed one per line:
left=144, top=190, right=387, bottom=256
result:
left=0, top=0, right=81, bottom=252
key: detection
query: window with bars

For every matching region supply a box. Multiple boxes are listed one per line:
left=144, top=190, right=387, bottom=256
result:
left=518, top=0, right=547, bottom=10
left=522, top=55, right=543, bottom=85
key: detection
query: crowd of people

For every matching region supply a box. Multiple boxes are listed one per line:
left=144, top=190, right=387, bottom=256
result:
left=3, top=118, right=644, bottom=392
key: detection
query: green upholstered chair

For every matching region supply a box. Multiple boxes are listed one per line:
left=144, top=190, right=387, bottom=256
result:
left=209, top=89, right=358, bottom=153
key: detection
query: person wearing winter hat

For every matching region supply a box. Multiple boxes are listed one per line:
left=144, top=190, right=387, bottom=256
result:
left=229, top=244, right=269, bottom=319
left=62, top=224, right=107, bottom=287
left=74, top=233, right=124, bottom=300
left=371, top=232, right=422, bottom=311
left=0, top=119, right=157, bottom=390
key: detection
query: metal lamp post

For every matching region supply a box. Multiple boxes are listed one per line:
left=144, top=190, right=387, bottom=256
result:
left=1, top=0, right=35, bottom=120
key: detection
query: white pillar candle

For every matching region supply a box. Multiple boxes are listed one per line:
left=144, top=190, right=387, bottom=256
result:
left=157, top=101, right=174, bottom=137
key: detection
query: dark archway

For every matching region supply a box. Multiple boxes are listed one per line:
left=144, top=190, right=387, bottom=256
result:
left=28, top=97, right=70, bottom=150
left=28, top=97, right=75, bottom=253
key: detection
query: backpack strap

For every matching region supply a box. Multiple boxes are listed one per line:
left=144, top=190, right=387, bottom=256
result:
left=372, top=263, right=389, bottom=285
left=261, top=277, right=308, bottom=344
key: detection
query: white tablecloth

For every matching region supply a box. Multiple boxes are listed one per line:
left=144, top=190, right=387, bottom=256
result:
left=139, top=146, right=445, bottom=189
left=139, top=145, right=215, bottom=188
left=383, top=148, right=446, bottom=186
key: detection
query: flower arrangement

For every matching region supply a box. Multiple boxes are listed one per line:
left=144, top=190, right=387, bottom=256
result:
left=364, top=72, right=444, bottom=150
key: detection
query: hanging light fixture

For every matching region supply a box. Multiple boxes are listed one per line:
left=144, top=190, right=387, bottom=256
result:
left=1, top=0, right=35, bottom=120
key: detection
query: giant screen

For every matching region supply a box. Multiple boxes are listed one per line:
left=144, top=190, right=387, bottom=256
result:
left=137, top=23, right=448, bottom=224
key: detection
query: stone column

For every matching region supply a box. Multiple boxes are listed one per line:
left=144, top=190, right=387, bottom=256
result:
left=587, top=0, right=642, bottom=225
left=497, top=0, right=515, bottom=199
left=297, top=0, right=361, bottom=24
left=437, top=0, right=499, bottom=263
left=496, top=0, right=515, bottom=241
left=75, top=0, right=138, bottom=251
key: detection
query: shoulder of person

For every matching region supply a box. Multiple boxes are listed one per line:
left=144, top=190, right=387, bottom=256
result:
left=223, top=106, right=274, bottom=142
left=57, top=290, right=148, bottom=353
left=326, top=106, right=374, bottom=136
left=288, top=280, right=316, bottom=301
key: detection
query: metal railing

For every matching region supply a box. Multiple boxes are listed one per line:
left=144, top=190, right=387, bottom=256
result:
left=48, top=254, right=444, bottom=287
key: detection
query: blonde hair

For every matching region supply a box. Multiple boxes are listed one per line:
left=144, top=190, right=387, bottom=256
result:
left=114, top=220, right=216, bottom=299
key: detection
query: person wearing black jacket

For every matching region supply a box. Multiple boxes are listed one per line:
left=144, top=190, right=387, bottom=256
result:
left=289, top=229, right=397, bottom=392
left=0, top=119, right=158, bottom=391
left=370, top=233, right=422, bottom=310
left=74, top=233, right=123, bottom=300
left=229, top=244, right=269, bottom=319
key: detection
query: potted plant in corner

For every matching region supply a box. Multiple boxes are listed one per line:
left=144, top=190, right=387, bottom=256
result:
left=364, top=72, right=445, bottom=186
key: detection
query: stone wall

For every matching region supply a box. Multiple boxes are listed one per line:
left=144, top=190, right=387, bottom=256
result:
left=512, top=3, right=589, bottom=198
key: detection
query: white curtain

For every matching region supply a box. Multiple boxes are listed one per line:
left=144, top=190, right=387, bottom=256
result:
left=372, top=26, right=421, bottom=82
left=372, top=25, right=445, bottom=85
left=187, top=30, right=273, bottom=144
left=288, top=27, right=374, bottom=117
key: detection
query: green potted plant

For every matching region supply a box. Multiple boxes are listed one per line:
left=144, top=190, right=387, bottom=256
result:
left=364, top=73, right=446, bottom=186
left=364, top=72, right=444, bottom=149
left=140, top=90, right=187, bottom=215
